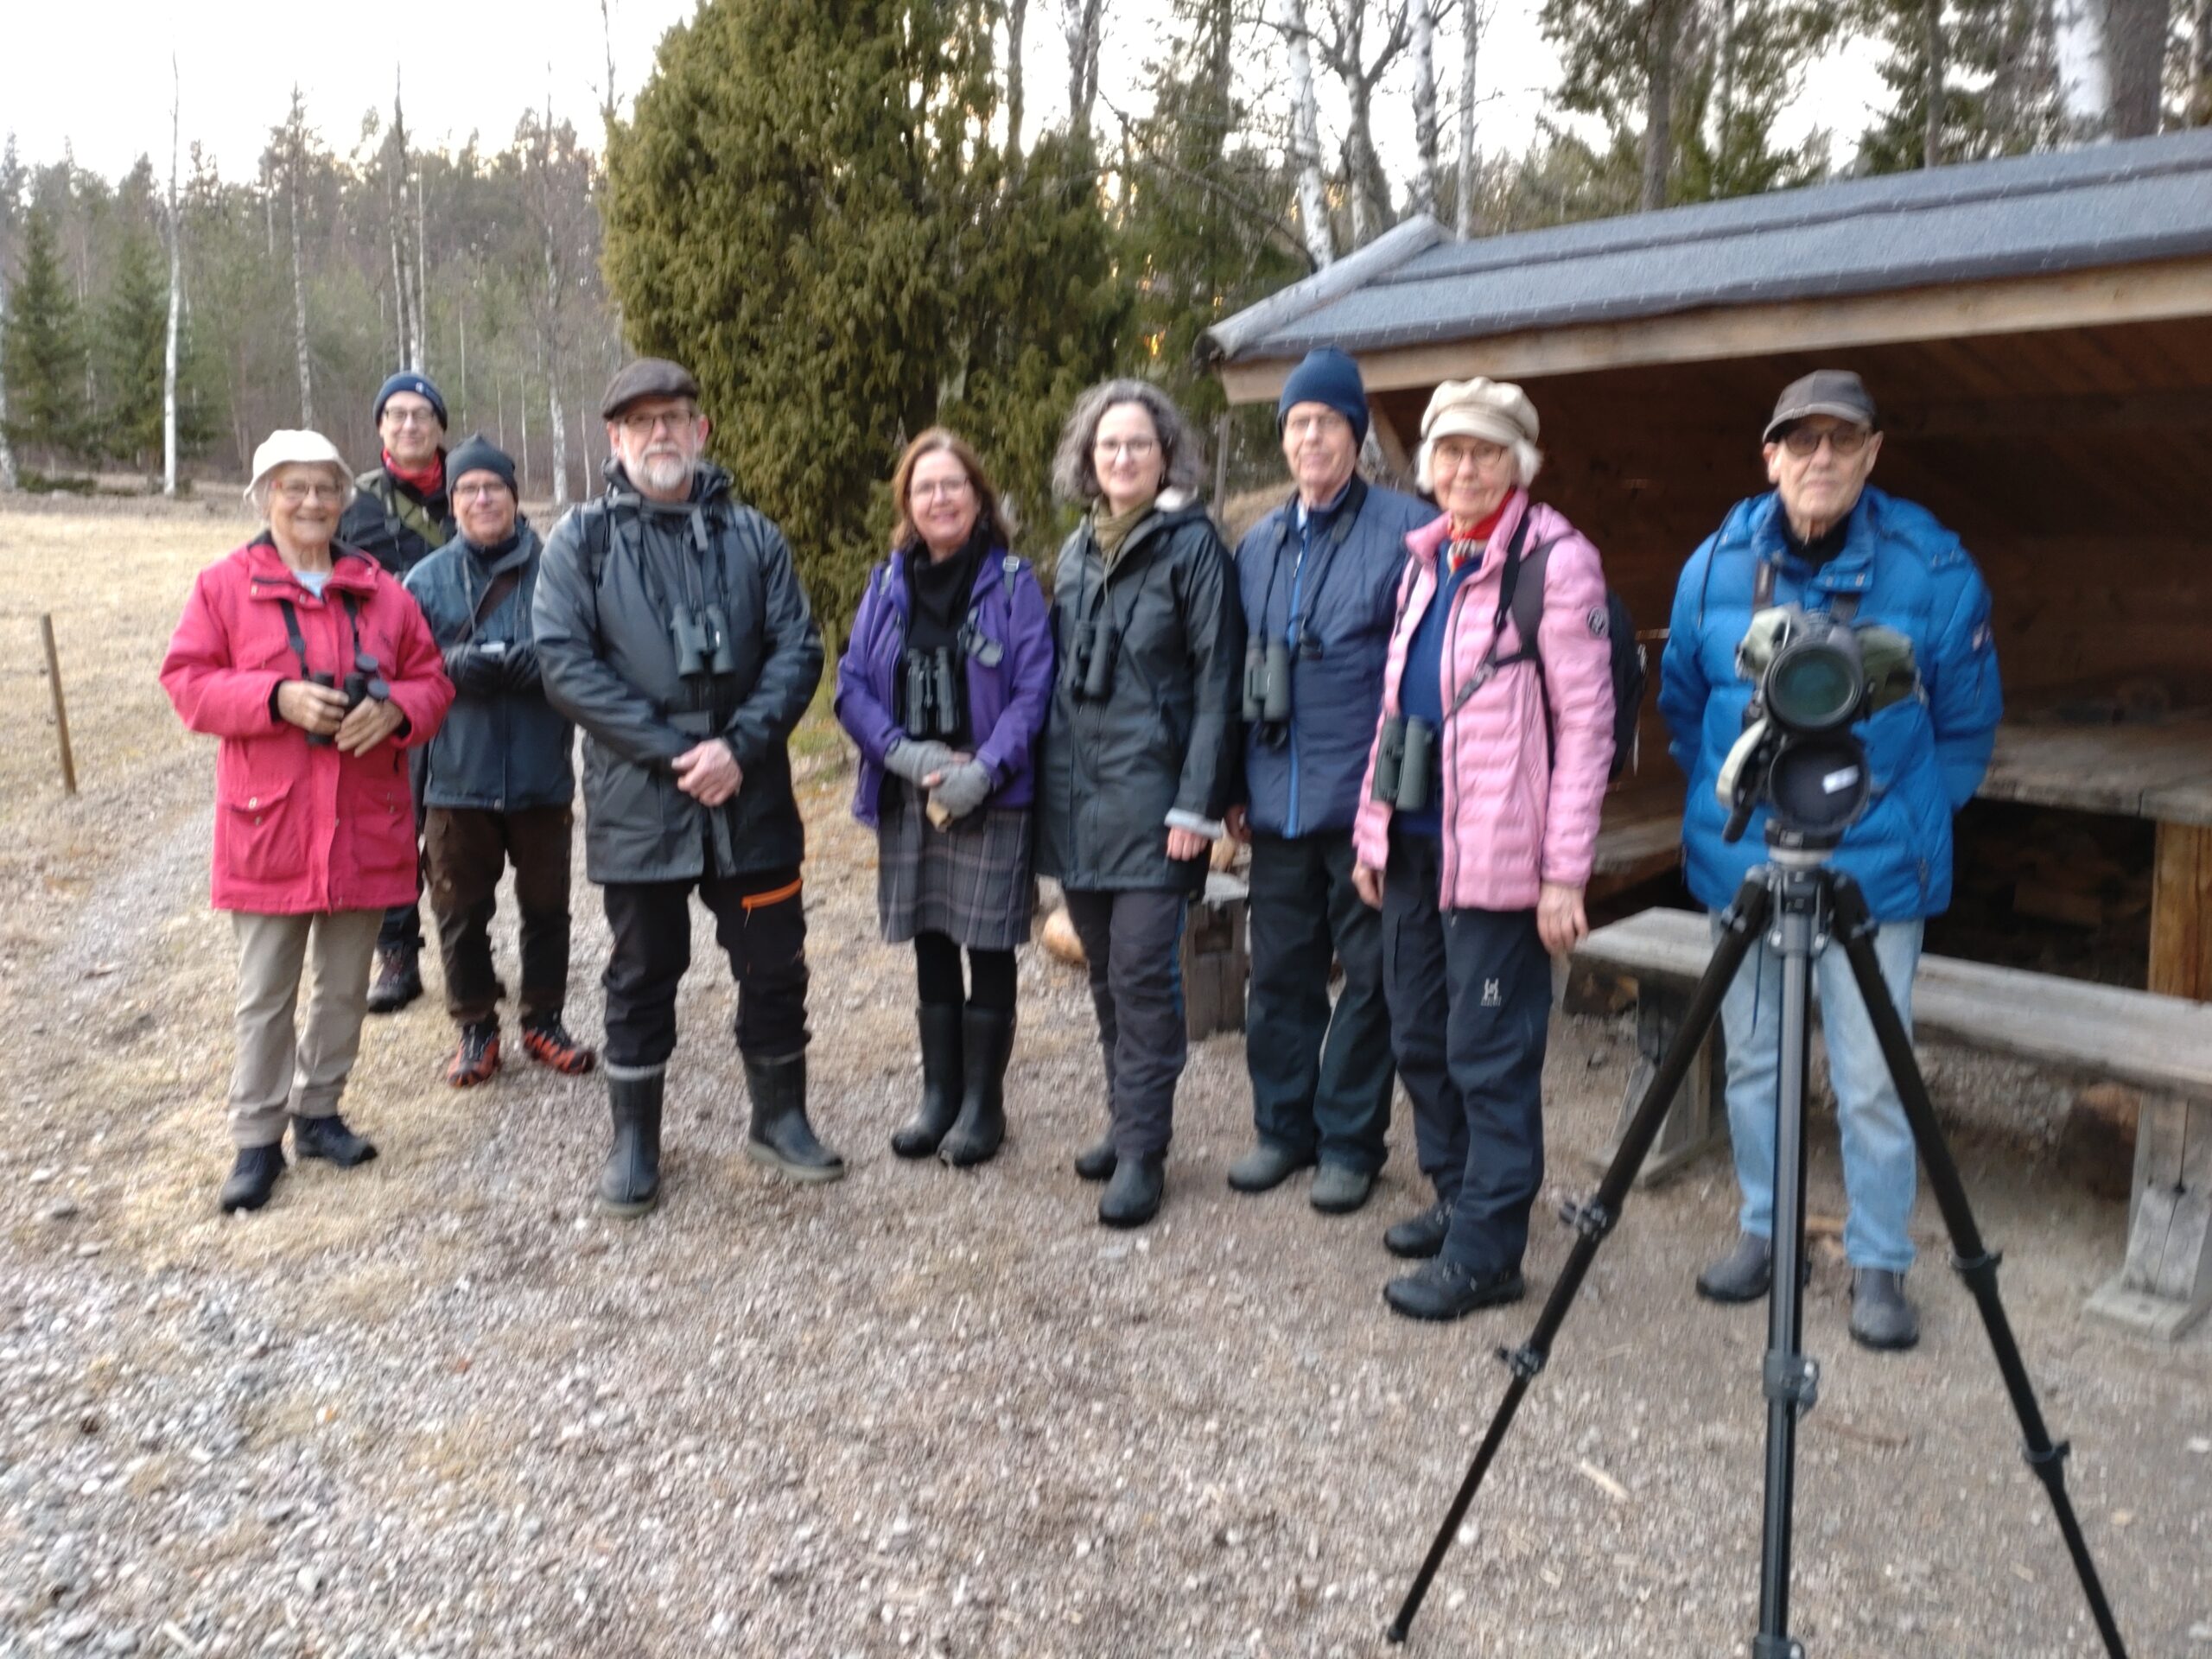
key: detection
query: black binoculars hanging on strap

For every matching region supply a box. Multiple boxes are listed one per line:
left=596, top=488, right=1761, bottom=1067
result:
left=671, top=604, right=737, bottom=680
left=305, top=652, right=389, bottom=747
left=1370, top=715, right=1435, bottom=813
left=1241, top=639, right=1293, bottom=727
left=1067, top=622, right=1118, bottom=702
left=902, top=645, right=964, bottom=741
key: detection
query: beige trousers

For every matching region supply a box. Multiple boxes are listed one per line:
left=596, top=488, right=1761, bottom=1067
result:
left=227, top=910, right=383, bottom=1148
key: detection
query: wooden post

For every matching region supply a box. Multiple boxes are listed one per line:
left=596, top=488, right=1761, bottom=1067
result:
left=39, top=613, right=77, bottom=796
left=2149, top=820, right=2212, bottom=1001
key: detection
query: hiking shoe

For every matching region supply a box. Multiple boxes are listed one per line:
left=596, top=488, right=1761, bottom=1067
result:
left=365, top=947, right=423, bottom=1014
left=1384, top=1200, right=1452, bottom=1260
left=1695, top=1232, right=1773, bottom=1304
left=1098, top=1154, right=1165, bottom=1229
left=447, top=1020, right=501, bottom=1087
left=219, top=1144, right=285, bottom=1213
left=1309, top=1162, right=1376, bottom=1216
left=521, top=1016, right=596, bottom=1076
left=1226, top=1141, right=1316, bottom=1194
left=1384, top=1256, right=1525, bottom=1322
left=290, top=1113, right=378, bottom=1168
left=1849, top=1268, right=1920, bottom=1351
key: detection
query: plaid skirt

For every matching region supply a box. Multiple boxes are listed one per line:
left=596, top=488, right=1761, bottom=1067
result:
left=876, top=791, right=1036, bottom=950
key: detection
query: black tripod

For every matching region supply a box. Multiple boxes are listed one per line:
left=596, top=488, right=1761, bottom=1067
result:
left=1386, top=838, right=2130, bottom=1656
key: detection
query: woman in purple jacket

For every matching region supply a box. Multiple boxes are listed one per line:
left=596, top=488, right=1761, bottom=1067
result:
left=835, top=429, right=1055, bottom=1167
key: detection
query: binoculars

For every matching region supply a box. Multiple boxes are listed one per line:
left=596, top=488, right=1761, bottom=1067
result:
left=902, top=645, right=963, bottom=741
left=306, top=652, right=390, bottom=747
left=1370, top=715, right=1435, bottom=813
left=1067, top=622, right=1118, bottom=702
left=671, top=604, right=737, bottom=680
left=1242, top=640, right=1293, bottom=726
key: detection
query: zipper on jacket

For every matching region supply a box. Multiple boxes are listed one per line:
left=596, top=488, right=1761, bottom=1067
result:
left=1436, top=550, right=1495, bottom=905
left=1286, top=530, right=1306, bottom=839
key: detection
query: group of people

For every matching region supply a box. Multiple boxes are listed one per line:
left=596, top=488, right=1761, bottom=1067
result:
left=162, top=339, right=1999, bottom=1350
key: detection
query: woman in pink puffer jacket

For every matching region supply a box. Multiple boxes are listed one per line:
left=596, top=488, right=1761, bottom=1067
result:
left=1351, top=378, right=1615, bottom=1323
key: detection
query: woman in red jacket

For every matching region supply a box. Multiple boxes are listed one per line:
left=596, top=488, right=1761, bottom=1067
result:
left=161, top=430, right=454, bottom=1213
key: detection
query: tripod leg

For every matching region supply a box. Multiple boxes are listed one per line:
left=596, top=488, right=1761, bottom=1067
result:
left=1386, top=877, right=1775, bottom=1644
left=1829, top=875, right=2130, bottom=1659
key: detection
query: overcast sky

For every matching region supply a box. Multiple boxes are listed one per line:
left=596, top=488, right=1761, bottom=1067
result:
left=6, top=2, right=1885, bottom=191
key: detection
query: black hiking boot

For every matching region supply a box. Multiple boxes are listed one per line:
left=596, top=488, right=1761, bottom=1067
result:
left=742, top=1054, right=846, bottom=1185
left=219, top=1144, right=286, bottom=1213
left=598, top=1068, right=664, bottom=1217
left=893, top=1004, right=964, bottom=1160
left=365, top=946, right=423, bottom=1014
left=1384, top=1200, right=1452, bottom=1260
left=1695, top=1232, right=1774, bottom=1303
left=291, top=1113, right=378, bottom=1167
left=940, top=1006, right=1014, bottom=1168
left=1383, top=1256, right=1525, bottom=1322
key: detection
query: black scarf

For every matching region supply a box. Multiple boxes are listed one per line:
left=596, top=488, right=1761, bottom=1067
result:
left=1782, top=516, right=1850, bottom=573
left=904, top=522, right=989, bottom=654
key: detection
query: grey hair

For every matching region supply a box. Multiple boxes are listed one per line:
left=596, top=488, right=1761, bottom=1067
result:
left=251, top=461, right=356, bottom=520
left=1415, top=435, right=1544, bottom=493
left=1052, top=378, right=1208, bottom=505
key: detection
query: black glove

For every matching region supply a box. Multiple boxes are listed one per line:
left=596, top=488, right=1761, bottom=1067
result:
left=442, top=645, right=504, bottom=696
left=499, top=643, right=541, bottom=692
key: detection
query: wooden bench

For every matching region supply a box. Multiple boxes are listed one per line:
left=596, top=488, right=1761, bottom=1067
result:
left=1574, top=906, right=2212, bottom=1341
left=1182, top=872, right=1251, bottom=1042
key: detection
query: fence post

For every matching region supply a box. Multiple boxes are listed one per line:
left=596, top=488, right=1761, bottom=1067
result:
left=39, top=613, right=78, bottom=796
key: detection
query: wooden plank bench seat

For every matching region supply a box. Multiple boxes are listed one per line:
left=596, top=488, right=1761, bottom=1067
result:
left=1573, top=906, right=2212, bottom=1340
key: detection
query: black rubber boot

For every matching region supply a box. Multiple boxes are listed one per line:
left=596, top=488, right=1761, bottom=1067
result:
left=597, top=1069, right=664, bottom=1217
left=1695, top=1232, right=1774, bottom=1303
left=1098, top=1153, right=1165, bottom=1229
left=893, top=1004, right=964, bottom=1160
left=1072, top=1135, right=1116, bottom=1181
left=219, top=1144, right=286, bottom=1213
left=291, top=1113, right=378, bottom=1167
left=743, top=1053, right=846, bottom=1185
left=940, top=1006, right=1014, bottom=1168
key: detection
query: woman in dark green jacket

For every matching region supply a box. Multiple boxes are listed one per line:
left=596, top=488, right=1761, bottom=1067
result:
left=1037, top=380, right=1243, bottom=1229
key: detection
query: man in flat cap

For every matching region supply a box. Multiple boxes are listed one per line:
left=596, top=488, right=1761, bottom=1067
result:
left=1659, top=369, right=2002, bottom=1351
left=342, top=370, right=459, bottom=1014
left=534, top=358, right=839, bottom=1217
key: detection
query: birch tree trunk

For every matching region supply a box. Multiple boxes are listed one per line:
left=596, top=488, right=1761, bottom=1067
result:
left=1457, top=0, right=1481, bottom=235
left=1005, top=0, right=1029, bottom=162
left=1283, top=0, right=1336, bottom=266
left=164, top=54, right=181, bottom=498
left=1641, top=0, right=1682, bottom=212
left=0, top=277, right=16, bottom=492
left=414, top=168, right=429, bottom=371
left=2102, top=0, right=2171, bottom=138
left=1065, top=0, right=1103, bottom=143
left=1924, top=0, right=1946, bottom=168
left=2196, top=0, right=2212, bottom=124
left=1411, top=0, right=1440, bottom=218
left=2054, top=0, right=2113, bottom=134
left=288, top=125, right=314, bottom=429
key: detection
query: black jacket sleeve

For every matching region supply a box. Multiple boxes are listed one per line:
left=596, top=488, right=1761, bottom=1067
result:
left=1173, top=523, right=1244, bottom=823
left=532, top=514, right=690, bottom=769
left=721, top=516, right=826, bottom=770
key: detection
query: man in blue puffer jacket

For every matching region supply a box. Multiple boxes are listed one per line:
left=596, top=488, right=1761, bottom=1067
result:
left=1660, top=371, right=2002, bottom=1352
left=1224, top=348, right=1434, bottom=1217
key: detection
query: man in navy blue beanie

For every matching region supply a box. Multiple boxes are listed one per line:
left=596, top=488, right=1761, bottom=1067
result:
left=1224, top=346, right=1430, bottom=1219
left=344, top=369, right=458, bottom=1014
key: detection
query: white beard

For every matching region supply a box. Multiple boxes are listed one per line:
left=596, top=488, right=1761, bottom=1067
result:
left=634, top=451, right=696, bottom=495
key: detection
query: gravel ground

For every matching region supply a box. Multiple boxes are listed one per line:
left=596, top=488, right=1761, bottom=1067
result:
left=0, top=499, right=2205, bottom=1658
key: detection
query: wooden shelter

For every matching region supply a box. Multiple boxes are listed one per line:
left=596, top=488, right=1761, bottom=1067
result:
left=1203, top=131, right=2212, bottom=1336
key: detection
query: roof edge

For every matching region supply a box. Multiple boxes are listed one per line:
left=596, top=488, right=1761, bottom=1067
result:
left=1196, top=215, right=1448, bottom=370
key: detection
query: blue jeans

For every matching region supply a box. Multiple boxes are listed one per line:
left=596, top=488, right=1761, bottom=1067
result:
left=1713, top=912, right=1923, bottom=1274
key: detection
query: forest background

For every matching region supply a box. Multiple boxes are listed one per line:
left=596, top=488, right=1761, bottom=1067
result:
left=3, top=0, right=2206, bottom=628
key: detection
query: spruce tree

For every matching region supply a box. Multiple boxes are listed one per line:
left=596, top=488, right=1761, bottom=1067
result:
left=1, top=205, right=88, bottom=470
left=99, top=229, right=168, bottom=473
left=604, top=0, right=1127, bottom=628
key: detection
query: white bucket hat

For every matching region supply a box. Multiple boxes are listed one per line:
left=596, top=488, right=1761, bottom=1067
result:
left=1416, top=378, right=1544, bottom=492
left=244, top=429, right=353, bottom=505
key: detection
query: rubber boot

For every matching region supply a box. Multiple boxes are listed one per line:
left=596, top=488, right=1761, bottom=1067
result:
left=940, top=1005, right=1014, bottom=1168
left=742, top=1053, right=846, bottom=1185
left=892, top=1004, right=964, bottom=1160
left=597, top=1068, right=664, bottom=1217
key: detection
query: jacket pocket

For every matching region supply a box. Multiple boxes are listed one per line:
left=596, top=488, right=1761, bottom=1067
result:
left=221, top=777, right=308, bottom=885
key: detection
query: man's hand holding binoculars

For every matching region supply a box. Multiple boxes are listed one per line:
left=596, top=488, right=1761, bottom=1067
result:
left=276, top=679, right=350, bottom=739
left=673, top=739, right=741, bottom=807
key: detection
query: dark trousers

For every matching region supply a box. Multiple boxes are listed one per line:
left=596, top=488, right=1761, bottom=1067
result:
left=914, top=931, right=1017, bottom=1012
left=1379, top=831, right=1550, bottom=1275
left=601, top=864, right=807, bottom=1072
left=378, top=751, right=430, bottom=954
left=425, top=804, right=575, bottom=1026
left=1245, top=830, right=1394, bottom=1173
left=1063, top=887, right=1187, bottom=1160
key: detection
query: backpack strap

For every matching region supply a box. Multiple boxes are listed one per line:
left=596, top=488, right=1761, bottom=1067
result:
left=1449, top=518, right=1560, bottom=715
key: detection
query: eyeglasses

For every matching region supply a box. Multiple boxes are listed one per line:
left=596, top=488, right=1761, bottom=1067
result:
left=275, top=480, right=345, bottom=504
left=381, top=406, right=441, bottom=429
left=454, top=481, right=511, bottom=503
left=911, top=478, right=974, bottom=501
left=1780, top=423, right=1872, bottom=458
left=619, top=409, right=697, bottom=439
left=1094, top=437, right=1160, bottom=460
left=1431, top=439, right=1509, bottom=469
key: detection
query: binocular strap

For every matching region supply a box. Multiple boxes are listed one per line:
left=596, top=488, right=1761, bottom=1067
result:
left=1754, top=557, right=1860, bottom=624
left=276, top=591, right=363, bottom=682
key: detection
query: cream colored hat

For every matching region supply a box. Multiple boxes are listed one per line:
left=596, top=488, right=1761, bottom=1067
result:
left=1420, top=378, right=1540, bottom=449
left=244, top=429, right=352, bottom=502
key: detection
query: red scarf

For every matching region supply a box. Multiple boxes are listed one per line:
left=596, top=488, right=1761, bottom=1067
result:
left=384, top=449, right=444, bottom=499
left=1446, top=499, right=1510, bottom=572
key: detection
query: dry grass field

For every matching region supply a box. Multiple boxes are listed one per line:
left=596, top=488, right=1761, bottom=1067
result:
left=0, top=495, right=2204, bottom=1658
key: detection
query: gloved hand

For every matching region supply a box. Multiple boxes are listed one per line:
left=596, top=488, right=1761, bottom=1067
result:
left=499, top=643, right=541, bottom=692
left=928, top=759, right=995, bottom=823
left=884, top=739, right=957, bottom=785
left=442, top=645, right=504, bottom=696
